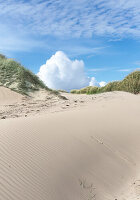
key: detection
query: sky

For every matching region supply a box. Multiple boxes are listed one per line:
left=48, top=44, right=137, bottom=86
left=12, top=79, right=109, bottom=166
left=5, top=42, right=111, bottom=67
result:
left=0, top=0, right=140, bottom=90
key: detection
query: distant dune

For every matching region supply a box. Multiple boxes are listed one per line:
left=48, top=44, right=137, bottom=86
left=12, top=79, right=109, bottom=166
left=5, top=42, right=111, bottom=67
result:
left=71, top=70, right=140, bottom=95
left=0, top=90, right=140, bottom=200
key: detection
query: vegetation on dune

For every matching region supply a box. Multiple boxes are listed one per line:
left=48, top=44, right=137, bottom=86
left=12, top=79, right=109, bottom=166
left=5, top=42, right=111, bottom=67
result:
left=71, top=71, right=140, bottom=95
left=120, top=71, right=140, bottom=94
left=0, top=54, right=57, bottom=95
left=0, top=53, right=139, bottom=96
left=71, top=89, right=80, bottom=94
left=0, top=54, right=6, bottom=59
left=71, top=86, right=99, bottom=94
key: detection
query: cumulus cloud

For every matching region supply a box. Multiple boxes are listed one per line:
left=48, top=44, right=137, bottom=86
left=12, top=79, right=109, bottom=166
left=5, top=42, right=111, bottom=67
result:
left=99, top=81, right=107, bottom=87
left=37, top=51, right=89, bottom=91
left=89, top=77, right=99, bottom=87
left=38, top=51, right=106, bottom=91
left=89, top=77, right=107, bottom=87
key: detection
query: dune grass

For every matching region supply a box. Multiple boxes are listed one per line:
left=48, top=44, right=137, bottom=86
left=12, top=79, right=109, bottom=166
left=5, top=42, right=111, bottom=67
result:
left=0, top=56, right=47, bottom=95
left=0, top=54, right=60, bottom=96
left=71, top=71, right=140, bottom=95
left=1, top=54, right=139, bottom=96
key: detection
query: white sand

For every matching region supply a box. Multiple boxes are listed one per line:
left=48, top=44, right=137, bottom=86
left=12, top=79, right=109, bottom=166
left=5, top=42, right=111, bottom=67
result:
left=0, top=88, right=140, bottom=200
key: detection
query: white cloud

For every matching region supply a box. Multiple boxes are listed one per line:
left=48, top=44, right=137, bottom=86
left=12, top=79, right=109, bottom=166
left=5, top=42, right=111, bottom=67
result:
left=0, top=0, right=140, bottom=38
left=89, top=77, right=99, bottom=87
left=0, top=24, right=44, bottom=54
left=89, top=68, right=109, bottom=72
left=99, top=81, right=107, bottom=87
left=1, top=0, right=140, bottom=54
left=89, top=77, right=107, bottom=87
left=134, top=61, right=140, bottom=66
left=38, top=51, right=106, bottom=91
left=117, top=69, right=132, bottom=72
left=37, top=51, right=89, bottom=91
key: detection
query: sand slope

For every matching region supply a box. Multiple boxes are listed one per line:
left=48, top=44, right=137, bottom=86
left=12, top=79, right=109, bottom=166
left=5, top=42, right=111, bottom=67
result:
left=0, top=86, right=23, bottom=105
left=0, top=86, right=137, bottom=120
left=0, top=92, right=140, bottom=200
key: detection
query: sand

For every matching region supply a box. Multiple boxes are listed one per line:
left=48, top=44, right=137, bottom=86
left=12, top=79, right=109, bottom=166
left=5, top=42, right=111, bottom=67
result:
left=0, top=87, right=140, bottom=200
left=0, top=86, right=136, bottom=120
left=0, top=86, right=23, bottom=105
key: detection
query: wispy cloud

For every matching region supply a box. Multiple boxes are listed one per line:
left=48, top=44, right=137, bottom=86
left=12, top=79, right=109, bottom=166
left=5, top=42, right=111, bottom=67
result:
left=117, top=69, right=132, bottom=72
left=56, top=45, right=106, bottom=57
left=135, top=68, right=140, bottom=71
left=89, top=68, right=136, bottom=73
left=88, top=68, right=109, bottom=72
left=0, top=0, right=140, bottom=38
left=0, top=23, right=45, bottom=54
left=1, top=0, right=140, bottom=55
left=134, top=61, right=140, bottom=66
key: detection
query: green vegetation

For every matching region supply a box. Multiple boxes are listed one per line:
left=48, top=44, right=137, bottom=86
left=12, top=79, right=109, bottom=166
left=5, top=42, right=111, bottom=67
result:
left=1, top=54, right=139, bottom=96
left=71, top=71, right=140, bottom=95
left=71, top=86, right=99, bottom=94
left=0, top=54, right=52, bottom=95
left=0, top=54, right=6, bottom=59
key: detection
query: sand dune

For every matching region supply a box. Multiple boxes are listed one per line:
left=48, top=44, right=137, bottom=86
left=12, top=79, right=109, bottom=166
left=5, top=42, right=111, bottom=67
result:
left=0, top=91, right=140, bottom=200
left=0, top=85, right=137, bottom=120
left=0, top=86, right=23, bottom=105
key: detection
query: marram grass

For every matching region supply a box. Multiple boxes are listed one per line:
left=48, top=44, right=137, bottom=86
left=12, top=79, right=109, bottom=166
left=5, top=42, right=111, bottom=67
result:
left=0, top=54, right=59, bottom=96
left=71, top=71, right=140, bottom=95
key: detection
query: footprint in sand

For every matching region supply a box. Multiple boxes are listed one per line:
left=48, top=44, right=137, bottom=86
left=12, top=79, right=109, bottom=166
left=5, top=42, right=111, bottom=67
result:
left=134, top=180, right=140, bottom=198
left=79, top=179, right=96, bottom=200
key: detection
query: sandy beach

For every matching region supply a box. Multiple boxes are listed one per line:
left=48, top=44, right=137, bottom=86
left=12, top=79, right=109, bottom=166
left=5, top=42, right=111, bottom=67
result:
left=0, top=87, right=140, bottom=200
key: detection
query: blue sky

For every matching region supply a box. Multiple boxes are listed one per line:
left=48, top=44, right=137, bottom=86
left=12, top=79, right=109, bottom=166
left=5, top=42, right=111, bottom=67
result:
left=0, top=0, right=140, bottom=89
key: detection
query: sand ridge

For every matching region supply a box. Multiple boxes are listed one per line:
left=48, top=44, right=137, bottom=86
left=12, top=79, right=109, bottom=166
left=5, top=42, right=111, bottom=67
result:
left=0, top=86, right=138, bottom=120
